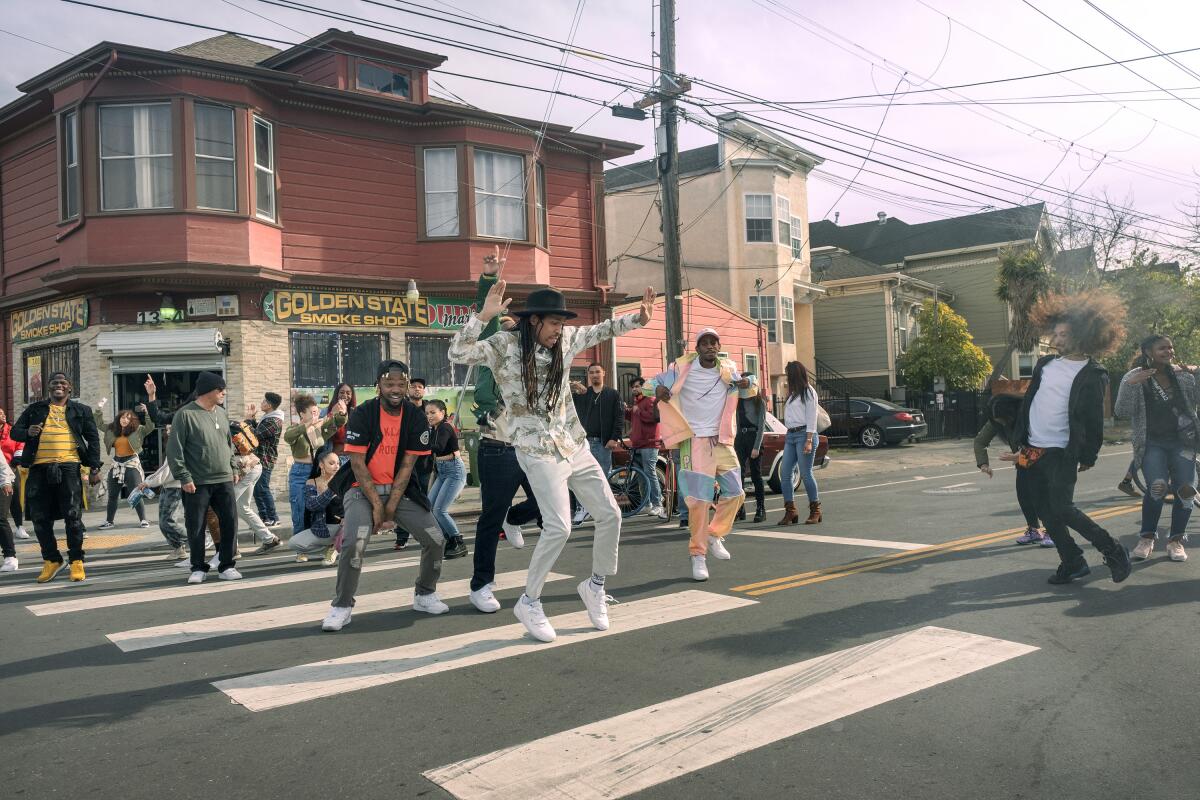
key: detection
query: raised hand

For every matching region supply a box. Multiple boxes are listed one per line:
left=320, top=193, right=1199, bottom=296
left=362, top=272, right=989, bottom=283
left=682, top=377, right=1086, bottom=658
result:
left=246, top=403, right=257, bottom=417
left=479, top=279, right=512, bottom=322
left=637, top=286, right=655, bottom=325
left=144, top=374, right=157, bottom=401
left=483, top=244, right=505, bottom=276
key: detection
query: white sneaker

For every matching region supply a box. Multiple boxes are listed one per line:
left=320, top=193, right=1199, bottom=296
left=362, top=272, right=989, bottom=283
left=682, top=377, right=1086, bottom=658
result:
left=139, top=520, right=151, bottom=528
left=204, top=536, right=215, bottom=552
left=16, top=526, right=29, bottom=539
left=514, top=594, right=556, bottom=642
left=503, top=521, right=526, bottom=549
left=174, top=557, right=192, bottom=569
left=469, top=584, right=501, bottom=613
left=208, top=553, right=220, bottom=570
left=708, top=536, right=731, bottom=560
left=322, top=546, right=338, bottom=566
left=413, top=592, right=449, bottom=615
left=1, top=556, right=17, bottom=572
left=577, top=579, right=613, bottom=631
left=187, top=570, right=206, bottom=584
left=1167, top=539, right=1188, bottom=562
left=322, top=605, right=352, bottom=631
left=651, top=505, right=668, bottom=520
left=572, top=508, right=590, bottom=526
left=218, top=568, right=243, bottom=581
left=691, top=555, right=709, bottom=581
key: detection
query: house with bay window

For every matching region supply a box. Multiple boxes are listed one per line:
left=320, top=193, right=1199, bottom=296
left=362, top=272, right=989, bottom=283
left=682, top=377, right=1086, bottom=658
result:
left=0, top=28, right=637, bottom=480
left=603, top=113, right=824, bottom=396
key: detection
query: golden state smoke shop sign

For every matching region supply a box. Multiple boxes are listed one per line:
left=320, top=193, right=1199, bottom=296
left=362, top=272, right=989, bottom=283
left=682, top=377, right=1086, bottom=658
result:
left=10, top=297, right=88, bottom=344
left=263, top=290, right=475, bottom=329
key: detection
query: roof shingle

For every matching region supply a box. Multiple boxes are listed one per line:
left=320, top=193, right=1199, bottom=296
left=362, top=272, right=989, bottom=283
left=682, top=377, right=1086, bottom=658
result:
left=605, top=144, right=720, bottom=191
left=171, top=33, right=282, bottom=67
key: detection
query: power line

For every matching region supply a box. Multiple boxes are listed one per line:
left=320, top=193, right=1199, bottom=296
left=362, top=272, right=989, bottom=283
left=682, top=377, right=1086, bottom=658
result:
left=1082, top=0, right=1200, bottom=84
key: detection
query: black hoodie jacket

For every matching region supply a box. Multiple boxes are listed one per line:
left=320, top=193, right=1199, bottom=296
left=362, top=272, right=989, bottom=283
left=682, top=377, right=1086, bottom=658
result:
left=1014, top=354, right=1108, bottom=468
left=11, top=399, right=102, bottom=469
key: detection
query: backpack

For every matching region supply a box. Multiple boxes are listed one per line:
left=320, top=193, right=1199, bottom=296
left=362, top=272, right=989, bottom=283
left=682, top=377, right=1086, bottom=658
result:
left=230, top=420, right=260, bottom=456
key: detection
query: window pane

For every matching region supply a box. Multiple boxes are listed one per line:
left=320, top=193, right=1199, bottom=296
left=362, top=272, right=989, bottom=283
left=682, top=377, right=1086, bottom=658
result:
left=408, top=334, right=468, bottom=386
left=65, top=165, right=79, bottom=218
left=536, top=162, right=548, bottom=246
left=100, top=105, right=171, bottom=157
left=102, top=156, right=173, bottom=210
left=745, top=194, right=771, bottom=218
left=424, top=148, right=459, bottom=237
left=254, top=120, right=272, bottom=167
left=255, top=169, right=275, bottom=219
left=746, top=218, right=772, bottom=242
left=254, top=118, right=275, bottom=220
left=778, top=219, right=791, bottom=245
left=197, top=158, right=236, bottom=211
left=195, top=104, right=234, bottom=159
left=474, top=150, right=526, bottom=239
left=357, top=62, right=410, bottom=97
left=783, top=320, right=795, bottom=344
left=341, top=334, right=386, bottom=387
left=290, top=332, right=338, bottom=389
left=64, top=112, right=77, bottom=165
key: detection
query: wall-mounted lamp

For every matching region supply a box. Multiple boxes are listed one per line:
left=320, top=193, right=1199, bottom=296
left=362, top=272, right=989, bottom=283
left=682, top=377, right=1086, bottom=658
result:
left=406, top=280, right=420, bottom=303
left=159, top=295, right=182, bottom=322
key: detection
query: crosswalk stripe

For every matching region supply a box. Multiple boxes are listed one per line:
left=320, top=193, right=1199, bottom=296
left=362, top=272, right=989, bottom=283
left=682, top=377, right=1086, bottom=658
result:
left=214, top=590, right=756, bottom=712
left=423, top=626, right=1038, bottom=799
left=729, top=530, right=926, bottom=550
left=25, top=556, right=420, bottom=616
left=107, top=570, right=570, bottom=652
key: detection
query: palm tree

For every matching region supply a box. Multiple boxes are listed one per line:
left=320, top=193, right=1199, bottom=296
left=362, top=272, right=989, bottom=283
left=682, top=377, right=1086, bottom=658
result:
left=990, top=247, right=1053, bottom=385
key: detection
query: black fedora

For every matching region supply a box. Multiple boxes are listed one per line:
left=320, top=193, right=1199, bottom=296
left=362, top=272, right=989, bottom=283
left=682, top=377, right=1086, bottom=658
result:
left=514, top=287, right=577, bottom=320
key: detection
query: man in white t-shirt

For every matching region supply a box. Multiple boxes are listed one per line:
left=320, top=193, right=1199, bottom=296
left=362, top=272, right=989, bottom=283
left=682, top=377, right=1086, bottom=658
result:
left=650, top=328, right=755, bottom=581
left=1006, top=294, right=1132, bottom=586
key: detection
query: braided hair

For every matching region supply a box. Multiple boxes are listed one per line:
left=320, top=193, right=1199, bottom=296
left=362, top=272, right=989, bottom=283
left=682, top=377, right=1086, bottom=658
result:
left=516, top=315, right=564, bottom=412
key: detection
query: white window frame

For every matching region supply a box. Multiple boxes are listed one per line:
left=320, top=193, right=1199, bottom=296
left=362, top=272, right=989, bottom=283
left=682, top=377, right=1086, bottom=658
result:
left=777, top=196, right=791, bottom=245
left=749, top=294, right=778, bottom=343
left=99, top=102, right=174, bottom=211
left=535, top=161, right=548, bottom=247
left=194, top=103, right=236, bottom=212
left=1018, top=353, right=1036, bottom=379
left=790, top=215, right=802, bottom=259
left=744, top=352, right=759, bottom=380
left=423, top=147, right=460, bottom=237
left=61, top=109, right=79, bottom=220
left=744, top=193, right=773, bottom=243
left=474, top=148, right=527, bottom=240
left=253, top=116, right=276, bottom=222
left=781, top=296, right=795, bottom=345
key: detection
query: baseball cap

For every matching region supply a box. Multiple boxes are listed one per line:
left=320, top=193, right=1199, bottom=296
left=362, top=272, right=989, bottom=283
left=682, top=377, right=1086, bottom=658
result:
left=376, top=359, right=410, bottom=380
left=695, top=327, right=720, bottom=346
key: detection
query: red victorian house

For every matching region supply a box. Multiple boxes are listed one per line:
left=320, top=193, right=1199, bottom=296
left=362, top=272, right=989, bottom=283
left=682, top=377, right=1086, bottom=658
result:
left=0, top=29, right=638, bottom=472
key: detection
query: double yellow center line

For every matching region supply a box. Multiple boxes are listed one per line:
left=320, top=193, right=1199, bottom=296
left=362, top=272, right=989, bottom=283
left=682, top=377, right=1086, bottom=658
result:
left=730, top=504, right=1141, bottom=597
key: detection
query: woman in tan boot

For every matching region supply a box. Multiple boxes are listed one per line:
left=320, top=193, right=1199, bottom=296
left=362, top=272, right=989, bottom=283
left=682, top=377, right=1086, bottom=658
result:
left=777, top=362, right=822, bottom=525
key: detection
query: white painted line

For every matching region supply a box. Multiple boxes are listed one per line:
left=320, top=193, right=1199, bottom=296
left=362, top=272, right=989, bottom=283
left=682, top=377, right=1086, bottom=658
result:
left=729, top=530, right=926, bottom=551
left=424, top=626, right=1038, bottom=800
left=939, top=482, right=975, bottom=489
left=26, top=557, right=420, bottom=616
left=107, top=571, right=569, bottom=652
left=214, top=590, right=756, bottom=712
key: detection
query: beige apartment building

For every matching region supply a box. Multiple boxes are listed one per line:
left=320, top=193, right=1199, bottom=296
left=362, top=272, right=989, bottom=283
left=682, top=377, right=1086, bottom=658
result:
left=604, top=113, right=824, bottom=395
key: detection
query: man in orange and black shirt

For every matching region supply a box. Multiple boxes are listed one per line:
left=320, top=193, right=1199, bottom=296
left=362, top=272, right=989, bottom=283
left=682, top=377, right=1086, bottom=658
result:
left=321, top=360, right=447, bottom=632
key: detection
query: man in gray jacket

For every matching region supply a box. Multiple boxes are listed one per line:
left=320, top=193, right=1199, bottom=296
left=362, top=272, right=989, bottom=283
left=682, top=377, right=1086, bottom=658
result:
left=166, top=371, right=240, bottom=584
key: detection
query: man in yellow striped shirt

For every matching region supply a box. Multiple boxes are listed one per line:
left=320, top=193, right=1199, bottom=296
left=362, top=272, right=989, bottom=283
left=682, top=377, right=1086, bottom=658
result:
left=11, top=372, right=101, bottom=583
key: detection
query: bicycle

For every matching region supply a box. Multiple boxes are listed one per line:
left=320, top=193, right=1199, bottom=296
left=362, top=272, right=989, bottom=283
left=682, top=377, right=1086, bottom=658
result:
left=606, top=444, right=675, bottom=521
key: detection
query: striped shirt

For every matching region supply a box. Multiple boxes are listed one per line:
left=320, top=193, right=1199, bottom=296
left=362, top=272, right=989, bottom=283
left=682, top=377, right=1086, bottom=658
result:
left=33, top=404, right=79, bottom=465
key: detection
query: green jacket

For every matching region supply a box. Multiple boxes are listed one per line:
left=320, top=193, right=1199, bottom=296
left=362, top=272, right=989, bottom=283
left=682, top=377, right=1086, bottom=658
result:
left=472, top=272, right=502, bottom=422
left=93, top=408, right=155, bottom=457
left=283, top=413, right=345, bottom=460
left=166, top=402, right=235, bottom=485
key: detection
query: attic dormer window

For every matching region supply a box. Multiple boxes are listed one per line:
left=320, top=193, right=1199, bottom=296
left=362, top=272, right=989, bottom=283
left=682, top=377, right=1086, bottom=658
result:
left=356, top=60, right=410, bottom=99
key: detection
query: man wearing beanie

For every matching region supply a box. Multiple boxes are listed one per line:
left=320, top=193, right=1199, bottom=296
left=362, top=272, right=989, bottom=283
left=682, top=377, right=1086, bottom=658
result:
left=647, top=327, right=755, bottom=582
left=166, top=371, right=241, bottom=584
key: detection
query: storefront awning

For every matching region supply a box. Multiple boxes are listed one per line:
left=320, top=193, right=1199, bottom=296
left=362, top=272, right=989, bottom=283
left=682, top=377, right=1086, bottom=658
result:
left=95, top=329, right=226, bottom=373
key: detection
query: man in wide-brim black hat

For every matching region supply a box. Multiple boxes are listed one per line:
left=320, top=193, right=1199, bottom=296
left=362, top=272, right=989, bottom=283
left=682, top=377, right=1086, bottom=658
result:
left=449, top=277, right=655, bottom=643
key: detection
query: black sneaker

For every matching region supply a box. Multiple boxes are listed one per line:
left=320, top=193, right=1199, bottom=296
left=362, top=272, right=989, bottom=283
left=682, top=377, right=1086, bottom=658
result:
left=1116, top=479, right=1140, bottom=498
left=1047, top=558, right=1091, bottom=584
left=444, top=538, right=469, bottom=559
left=678, top=518, right=688, bottom=528
left=1103, top=544, right=1133, bottom=583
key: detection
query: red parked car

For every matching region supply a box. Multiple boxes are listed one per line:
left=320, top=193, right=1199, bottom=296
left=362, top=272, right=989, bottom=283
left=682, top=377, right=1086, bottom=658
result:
left=614, top=410, right=829, bottom=495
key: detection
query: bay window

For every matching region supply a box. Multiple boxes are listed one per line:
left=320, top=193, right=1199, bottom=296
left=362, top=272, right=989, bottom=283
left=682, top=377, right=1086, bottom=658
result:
left=474, top=149, right=526, bottom=240
left=100, top=103, right=173, bottom=210
left=745, top=194, right=772, bottom=242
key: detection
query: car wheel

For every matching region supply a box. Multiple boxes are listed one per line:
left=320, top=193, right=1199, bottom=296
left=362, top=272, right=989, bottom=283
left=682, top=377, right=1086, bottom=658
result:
left=859, top=425, right=884, bottom=448
left=768, top=462, right=782, bottom=494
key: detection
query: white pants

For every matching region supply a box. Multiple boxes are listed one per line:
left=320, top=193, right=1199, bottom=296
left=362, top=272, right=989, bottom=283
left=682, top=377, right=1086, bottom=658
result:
left=517, top=445, right=621, bottom=599
left=234, top=464, right=276, bottom=544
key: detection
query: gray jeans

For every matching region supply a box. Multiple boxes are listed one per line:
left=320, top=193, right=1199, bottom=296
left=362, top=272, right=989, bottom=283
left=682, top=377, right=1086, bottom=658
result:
left=158, top=487, right=186, bottom=547
left=332, top=486, right=444, bottom=607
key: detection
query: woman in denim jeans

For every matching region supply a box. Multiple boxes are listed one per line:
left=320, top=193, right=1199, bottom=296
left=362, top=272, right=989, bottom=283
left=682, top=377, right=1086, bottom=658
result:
left=1115, top=334, right=1200, bottom=562
left=425, top=400, right=468, bottom=557
left=778, top=361, right=822, bottom=525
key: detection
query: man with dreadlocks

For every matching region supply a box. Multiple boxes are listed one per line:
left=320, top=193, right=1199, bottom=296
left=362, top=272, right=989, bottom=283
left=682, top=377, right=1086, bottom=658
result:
left=449, top=280, right=654, bottom=642
left=1004, top=289, right=1133, bottom=586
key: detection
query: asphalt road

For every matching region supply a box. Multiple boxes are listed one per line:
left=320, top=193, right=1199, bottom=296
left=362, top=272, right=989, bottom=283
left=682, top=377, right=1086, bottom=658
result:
left=2, top=441, right=1197, bottom=800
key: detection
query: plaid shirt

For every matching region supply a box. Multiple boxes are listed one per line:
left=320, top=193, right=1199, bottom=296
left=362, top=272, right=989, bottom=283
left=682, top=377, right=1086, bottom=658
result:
left=250, top=414, right=284, bottom=470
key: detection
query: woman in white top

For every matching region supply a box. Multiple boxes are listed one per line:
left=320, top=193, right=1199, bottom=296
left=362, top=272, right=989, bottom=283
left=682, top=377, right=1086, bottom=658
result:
left=778, top=361, right=822, bottom=525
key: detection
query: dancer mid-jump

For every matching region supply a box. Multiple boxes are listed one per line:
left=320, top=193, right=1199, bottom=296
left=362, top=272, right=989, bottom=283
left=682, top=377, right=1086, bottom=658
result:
left=449, top=281, right=654, bottom=642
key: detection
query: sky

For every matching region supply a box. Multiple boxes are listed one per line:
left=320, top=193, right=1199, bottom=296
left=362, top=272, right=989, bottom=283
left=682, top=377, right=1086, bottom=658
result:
left=3, top=0, right=1199, bottom=255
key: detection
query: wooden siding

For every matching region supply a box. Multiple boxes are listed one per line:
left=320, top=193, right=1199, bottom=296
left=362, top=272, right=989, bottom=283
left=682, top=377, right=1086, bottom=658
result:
left=813, top=291, right=890, bottom=374
left=277, top=127, right=419, bottom=281
left=546, top=165, right=592, bottom=290
left=911, top=258, right=1008, bottom=350
left=293, top=52, right=341, bottom=88
left=615, top=293, right=762, bottom=378
left=1, top=126, right=59, bottom=287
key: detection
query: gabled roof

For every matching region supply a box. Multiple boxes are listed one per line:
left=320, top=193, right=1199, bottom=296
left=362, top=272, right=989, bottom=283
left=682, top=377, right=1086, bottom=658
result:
left=170, top=33, right=281, bottom=67
left=1052, top=245, right=1095, bottom=277
left=259, top=29, right=446, bottom=71
left=809, top=203, right=1046, bottom=266
left=810, top=249, right=891, bottom=281
left=605, top=144, right=720, bottom=191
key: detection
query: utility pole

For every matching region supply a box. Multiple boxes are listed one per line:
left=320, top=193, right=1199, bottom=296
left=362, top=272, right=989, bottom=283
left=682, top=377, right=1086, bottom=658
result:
left=636, top=0, right=688, bottom=363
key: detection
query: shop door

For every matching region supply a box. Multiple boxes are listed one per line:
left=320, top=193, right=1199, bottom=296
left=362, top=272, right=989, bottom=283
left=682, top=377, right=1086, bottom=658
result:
left=113, top=370, right=220, bottom=472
